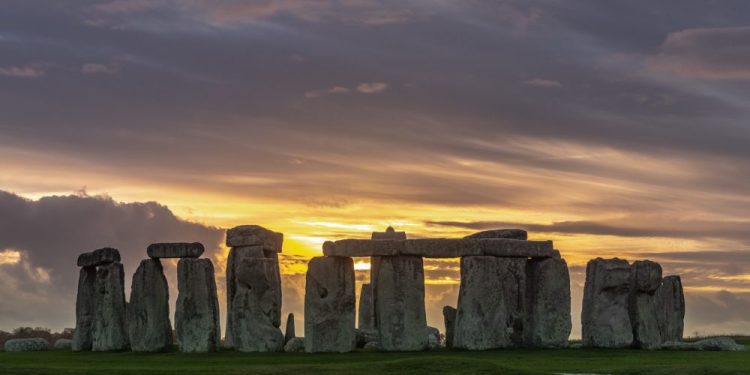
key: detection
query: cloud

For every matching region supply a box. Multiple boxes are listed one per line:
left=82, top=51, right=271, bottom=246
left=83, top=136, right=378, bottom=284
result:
left=523, top=78, right=562, bottom=88
left=0, top=65, right=45, bottom=78
left=647, top=26, right=750, bottom=79
left=304, top=86, right=351, bottom=98
left=81, top=63, right=120, bottom=75
left=356, top=82, right=389, bottom=94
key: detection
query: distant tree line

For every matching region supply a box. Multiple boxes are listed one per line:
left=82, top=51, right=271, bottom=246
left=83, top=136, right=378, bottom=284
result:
left=0, top=327, right=74, bottom=349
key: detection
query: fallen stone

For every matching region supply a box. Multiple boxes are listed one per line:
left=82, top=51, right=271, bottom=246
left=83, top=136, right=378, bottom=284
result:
left=358, top=283, right=375, bottom=331
left=662, top=337, right=746, bottom=351
left=355, top=328, right=379, bottom=348
left=304, top=256, right=356, bottom=353
left=284, top=337, right=305, bottom=353
left=4, top=338, right=49, bottom=352
left=325, top=238, right=554, bottom=258
left=657, top=275, right=685, bottom=342
left=374, top=255, right=427, bottom=351
left=454, top=256, right=526, bottom=350
left=72, top=266, right=96, bottom=351
left=54, top=339, right=72, bottom=350
left=285, top=313, right=296, bottom=344
left=231, top=257, right=284, bottom=352
left=371, top=226, right=407, bottom=240
left=147, top=242, right=204, bottom=259
left=427, top=326, right=441, bottom=350
left=127, top=258, right=172, bottom=352
left=226, top=225, right=283, bottom=251
left=629, top=260, right=663, bottom=350
left=92, top=262, right=129, bottom=351
left=224, top=245, right=265, bottom=348
left=77, top=247, right=120, bottom=267
left=363, top=341, right=380, bottom=351
left=175, top=258, right=221, bottom=353
left=525, top=256, right=572, bottom=348
left=465, top=229, right=528, bottom=240
left=581, top=258, right=633, bottom=348
left=443, top=306, right=456, bottom=349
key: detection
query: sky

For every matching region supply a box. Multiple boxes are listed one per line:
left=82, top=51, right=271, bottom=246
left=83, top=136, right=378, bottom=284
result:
left=1, top=0, right=750, bottom=338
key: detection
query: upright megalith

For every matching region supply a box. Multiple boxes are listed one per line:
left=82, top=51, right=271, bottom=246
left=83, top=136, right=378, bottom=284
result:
left=284, top=313, right=296, bottom=344
left=231, top=257, right=284, bottom=352
left=358, top=283, right=375, bottom=331
left=524, top=254, right=571, bottom=348
left=442, top=306, right=456, bottom=349
left=454, top=256, right=526, bottom=350
left=92, top=262, right=129, bottom=351
left=658, top=275, right=685, bottom=342
left=224, top=225, right=283, bottom=349
left=373, top=255, right=427, bottom=351
left=72, top=266, right=96, bottom=351
left=127, top=258, right=171, bottom=352
left=582, top=258, right=633, bottom=348
left=175, top=258, right=221, bottom=352
left=629, top=260, right=663, bottom=350
left=305, top=256, right=356, bottom=353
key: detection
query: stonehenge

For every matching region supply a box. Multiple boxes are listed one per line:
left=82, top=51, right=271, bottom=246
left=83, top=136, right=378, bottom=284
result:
left=68, top=224, right=687, bottom=355
left=582, top=257, right=686, bottom=349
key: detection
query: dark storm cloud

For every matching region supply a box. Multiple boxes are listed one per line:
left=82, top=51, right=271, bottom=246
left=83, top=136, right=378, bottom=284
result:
left=0, top=190, right=223, bottom=330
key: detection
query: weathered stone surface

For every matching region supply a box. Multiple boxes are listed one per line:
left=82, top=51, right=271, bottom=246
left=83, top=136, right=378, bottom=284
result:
left=374, top=255, right=427, bottom=351
left=92, top=262, right=128, bottom=351
left=304, top=256, right=356, bottom=353
left=358, top=283, right=375, bottom=330
left=72, top=266, right=96, bottom=351
left=524, top=256, right=571, bottom=348
left=127, top=259, right=172, bottom=352
left=77, top=247, right=120, bottom=267
left=175, top=258, right=221, bottom=353
left=443, top=306, right=457, bottom=349
left=4, top=338, right=49, bottom=352
left=454, top=256, right=526, bottom=350
left=231, top=257, right=284, bottom=352
left=226, top=225, right=283, bottom=251
left=284, top=337, right=305, bottom=353
left=657, top=275, right=685, bottom=342
left=284, top=313, right=296, bottom=344
left=662, top=337, right=746, bottom=351
left=54, top=339, right=72, bottom=350
left=629, top=260, right=663, bottom=350
left=363, top=341, right=379, bottom=351
left=582, top=258, right=633, bottom=348
left=426, top=326, right=441, bottom=350
left=224, top=245, right=265, bottom=348
left=325, top=238, right=553, bottom=258
left=147, top=242, right=204, bottom=259
left=355, top=328, right=379, bottom=348
left=372, top=226, right=407, bottom=240
left=465, top=229, right=528, bottom=240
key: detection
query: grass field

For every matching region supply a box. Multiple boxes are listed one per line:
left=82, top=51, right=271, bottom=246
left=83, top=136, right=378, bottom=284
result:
left=0, top=338, right=747, bottom=375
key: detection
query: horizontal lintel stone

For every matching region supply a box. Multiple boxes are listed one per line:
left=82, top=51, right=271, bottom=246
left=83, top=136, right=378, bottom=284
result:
left=226, top=225, right=283, bottom=252
left=323, top=238, right=554, bottom=258
left=77, top=248, right=121, bottom=267
left=147, top=242, right=204, bottom=259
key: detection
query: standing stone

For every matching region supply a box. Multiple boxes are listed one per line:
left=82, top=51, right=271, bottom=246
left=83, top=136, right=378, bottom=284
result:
left=304, top=256, right=356, bottom=353
left=370, top=227, right=407, bottom=332
left=92, top=262, right=129, bottom=351
left=72, top=266, right=96, bottom=351
left=373, top=255, right=427, bottom=351
left=442, top=306, right=456, bottom=349
left=524, top=255, right=572, bottom=348
left=658, top=275, right=685, bottom=342
left=224, top=245, right=265, bottom=347
left=454, top=256, right=526, bottom=350
left=285, top=313, right=296, bottom=344
left=231, top=257, right=284, bottom=352
left=582, top=258, right=633, bottom=348
left=175, top=258, right=221, bottom=352
left=127, top=259, right=172, bottom=352
left=358, top=283, right=375, bottom=331
left=629, top=260, right=663, bottom=350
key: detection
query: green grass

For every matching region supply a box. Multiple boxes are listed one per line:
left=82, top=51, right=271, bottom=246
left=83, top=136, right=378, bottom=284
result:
left=0, top=340, right=747, bottom=375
